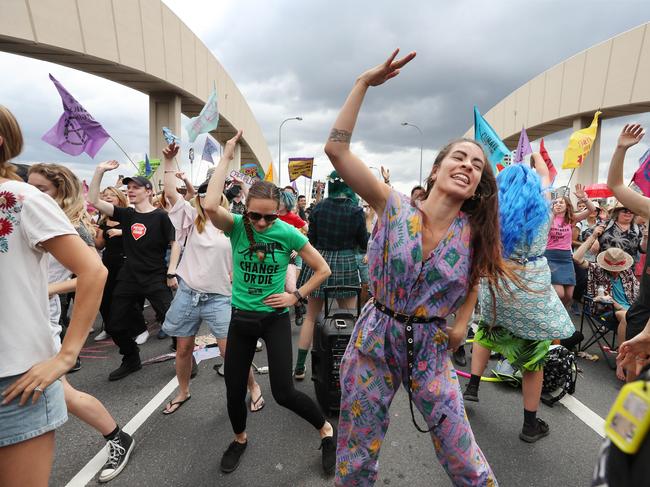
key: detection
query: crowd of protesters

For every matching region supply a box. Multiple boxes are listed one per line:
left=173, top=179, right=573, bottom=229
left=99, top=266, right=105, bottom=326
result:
left=1, top=52, right=649, bottom=487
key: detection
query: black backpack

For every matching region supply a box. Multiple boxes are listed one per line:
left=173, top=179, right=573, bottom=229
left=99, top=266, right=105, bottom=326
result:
left=541, top=345, right=578, bottom=406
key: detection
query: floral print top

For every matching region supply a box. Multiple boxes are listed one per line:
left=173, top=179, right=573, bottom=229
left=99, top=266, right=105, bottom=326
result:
left=367, top=190, right=472, bottom=320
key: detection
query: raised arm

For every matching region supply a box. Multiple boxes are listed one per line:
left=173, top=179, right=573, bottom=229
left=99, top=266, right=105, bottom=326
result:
left=88, top=160, right=120, bottom=217
left=573, top=225, right=603, bottom=268
left=162, top=143, right=181, bottom=206
left=324, top=49, right=416, bottom=215
left=608, top=124, right=650, bottom=219
left=204, top=131, right=241, bottom=233
left=530, top=152, right=551, bottom=193
left=182, top=174, right=195, bottom=201
left=572, top=183, right=596, bottom=222
left=2, top=234, right=106, bottom=405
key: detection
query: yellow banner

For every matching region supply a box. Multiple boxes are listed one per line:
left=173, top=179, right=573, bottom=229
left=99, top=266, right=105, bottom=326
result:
left=264, top=162, right=274, bottom=182
left=288, top=158, right=314, bottom=182
left=562, top=111, right=602, bottom=169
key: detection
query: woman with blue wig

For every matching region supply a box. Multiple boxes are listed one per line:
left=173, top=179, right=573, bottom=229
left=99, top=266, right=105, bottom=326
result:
left=463, top=154, right=575, bottom=443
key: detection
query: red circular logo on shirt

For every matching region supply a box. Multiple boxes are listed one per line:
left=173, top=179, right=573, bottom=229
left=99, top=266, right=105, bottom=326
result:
left=131, top=223, right=147, bottom=240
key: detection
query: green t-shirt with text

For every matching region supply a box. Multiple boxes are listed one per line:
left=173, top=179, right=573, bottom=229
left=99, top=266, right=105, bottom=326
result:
left=227, top=214, right=308, bottom=312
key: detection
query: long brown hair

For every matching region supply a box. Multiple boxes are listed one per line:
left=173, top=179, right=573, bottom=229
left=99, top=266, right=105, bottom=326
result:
left=557, top=195, right=575, bottom=225
left=28, top=163, right=94, bottom=235
left=0, top=106, right=23, bottom=181
left=423, top=138, right=522, bottom=305
left=242, top=181, right=281, bottom=257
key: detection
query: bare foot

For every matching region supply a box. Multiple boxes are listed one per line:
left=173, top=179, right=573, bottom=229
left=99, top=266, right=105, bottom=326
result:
left=162, top=393, right=191, bottom=414
left=249, top=383, right=265, bottom=412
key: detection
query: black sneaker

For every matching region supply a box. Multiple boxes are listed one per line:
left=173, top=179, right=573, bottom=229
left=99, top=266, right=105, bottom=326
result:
left=98, top=431, right=134, bottom=483
left=452, top=347, right=467, bottom=367
left=463, top=383, right=479, bottom=403
left=220, top=440, right=247, bottom=473
left=108, top=356, right=142, bottom=381
left=68, top=357, right=82, bottom=373
left=320, top=428, right=337, bottom=475
left=519, top=418, right=550, bottom=443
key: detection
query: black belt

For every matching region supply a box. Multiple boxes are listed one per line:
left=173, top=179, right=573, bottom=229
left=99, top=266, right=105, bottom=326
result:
left=510, top=254, right=544, bottom=265
left=373, top=300, right=447, bottom=433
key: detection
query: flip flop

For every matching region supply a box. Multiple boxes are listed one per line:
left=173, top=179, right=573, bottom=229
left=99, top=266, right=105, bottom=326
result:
left=250, top=391, right=265, bottom=413
left=162, top=395, right=191, bottom=415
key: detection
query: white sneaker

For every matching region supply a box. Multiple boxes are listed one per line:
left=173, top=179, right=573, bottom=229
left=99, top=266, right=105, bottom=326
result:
left=256, top=339, right=263, bottom=352
left=94, top=330, right=109, bottom=341
left=135, top=330, right=149, bottom=345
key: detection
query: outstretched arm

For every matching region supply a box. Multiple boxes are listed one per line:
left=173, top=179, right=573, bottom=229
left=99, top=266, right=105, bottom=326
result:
left=88, top=161, right=119, bottom=217
left=162, top=143, right=181, bottom=206
left=608, top=124, right=650, bottom=219
left=204, top=131, right=240, bottom=233
left=324, top=49, right=416, bottom=215
left=572, top=184, right=596, bottom=222
left=573, top=225, right=603, bottom=267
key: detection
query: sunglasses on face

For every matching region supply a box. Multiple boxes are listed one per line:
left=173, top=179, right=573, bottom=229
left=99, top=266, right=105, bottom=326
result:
left=246, top=211, right=278, bottom=223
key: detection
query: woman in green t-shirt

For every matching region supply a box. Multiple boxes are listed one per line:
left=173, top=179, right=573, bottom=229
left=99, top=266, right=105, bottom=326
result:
left=204, top=130, right=336, bottom=476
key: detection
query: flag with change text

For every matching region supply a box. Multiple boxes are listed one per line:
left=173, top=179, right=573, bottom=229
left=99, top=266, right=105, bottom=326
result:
left=42, top=74, right=111, bottom=158
left=513, top=127, right=532, bottom=164
left=186, top=88, right=219, bottom=143
left=201, top=137, right=219, bottom=164
left=632, top=148, right=650, bottom=197
left=473, top=106, right=510, bottom=172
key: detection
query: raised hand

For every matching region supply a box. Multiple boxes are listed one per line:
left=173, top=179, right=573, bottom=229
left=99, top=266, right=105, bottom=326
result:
left=224, top=130, right=243, bottom=161
left=573, top=183, right=587, bottom=200
left=97, top=160, right=119, bottom=172
left=163, top=142, right=180, bottom=160
left=617, top=123, right=645, bottom=150
left=380, top=166, right=391, bottom=184
left=358, top=49, right=417, bottom=88
left=175, top=172, right=187, bottom=181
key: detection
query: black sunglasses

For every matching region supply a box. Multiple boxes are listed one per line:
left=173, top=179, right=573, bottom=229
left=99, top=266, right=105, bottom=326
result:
left=246, top=211, right=278, bottom=223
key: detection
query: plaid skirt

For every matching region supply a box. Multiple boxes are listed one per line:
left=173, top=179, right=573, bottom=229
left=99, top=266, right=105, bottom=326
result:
left=298, top=248, right=360, bottom=298
left=475, top=324, right=551, bottom=372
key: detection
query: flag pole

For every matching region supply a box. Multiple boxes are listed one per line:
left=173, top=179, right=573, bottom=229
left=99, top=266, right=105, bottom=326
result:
left=563, top=169, right=576, bottom=197
left=109, top=136, right=139, bottom=172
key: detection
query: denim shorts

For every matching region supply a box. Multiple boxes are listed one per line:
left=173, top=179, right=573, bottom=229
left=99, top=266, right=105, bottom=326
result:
left=0, top=375, right=67, bottom=447
left=162, top=278, right=232, bottom=339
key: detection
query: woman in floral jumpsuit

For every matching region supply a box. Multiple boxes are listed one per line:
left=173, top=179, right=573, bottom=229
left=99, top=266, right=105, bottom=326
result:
left=324, top=50, right=518, bottom=486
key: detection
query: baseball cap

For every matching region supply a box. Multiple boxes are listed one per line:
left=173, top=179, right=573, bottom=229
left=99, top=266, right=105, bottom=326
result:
left=122, top=176, right=153, bottom=190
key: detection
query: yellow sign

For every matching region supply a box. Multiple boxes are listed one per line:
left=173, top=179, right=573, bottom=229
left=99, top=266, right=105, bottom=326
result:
left=288, top=157, right=314, bottom=182
left=562, top=111, right=602, bottom=169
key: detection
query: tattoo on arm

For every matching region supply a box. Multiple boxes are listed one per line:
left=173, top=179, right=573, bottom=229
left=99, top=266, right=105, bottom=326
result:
left=328, top=128, right=352, bottom=143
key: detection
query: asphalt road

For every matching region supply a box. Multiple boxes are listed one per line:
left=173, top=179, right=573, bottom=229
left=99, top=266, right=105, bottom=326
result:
left=49, top=309, right=618, bottom=487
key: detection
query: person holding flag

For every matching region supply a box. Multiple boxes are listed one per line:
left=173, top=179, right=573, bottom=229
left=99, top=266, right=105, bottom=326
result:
left=607, top=124, right=650, bottom=381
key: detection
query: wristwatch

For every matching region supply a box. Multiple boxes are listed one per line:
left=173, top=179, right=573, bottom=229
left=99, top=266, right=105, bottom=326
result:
left=166, top=273, right=176, bottom=279
left=292, top=290, right=304, bottom=302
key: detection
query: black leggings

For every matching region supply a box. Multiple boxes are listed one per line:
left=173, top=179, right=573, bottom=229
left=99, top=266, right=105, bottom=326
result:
left=225, top=308, right=326, bottom=435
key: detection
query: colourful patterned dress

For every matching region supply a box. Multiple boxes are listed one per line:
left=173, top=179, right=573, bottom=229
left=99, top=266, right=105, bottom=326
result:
left=336, top=190, right=497, bottom=487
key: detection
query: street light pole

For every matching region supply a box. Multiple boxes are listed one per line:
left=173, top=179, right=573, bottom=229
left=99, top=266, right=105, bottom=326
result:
left=278, top=116, right=303, bottom=187
left=401, top=122, right=424, bottom=186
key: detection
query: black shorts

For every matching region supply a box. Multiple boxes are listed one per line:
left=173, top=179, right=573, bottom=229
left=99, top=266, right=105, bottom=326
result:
left=625, top=301, right=650, bottom=340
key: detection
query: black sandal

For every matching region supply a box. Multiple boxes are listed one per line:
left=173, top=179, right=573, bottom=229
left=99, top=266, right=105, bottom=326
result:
left=162, top=395, right=191, bottom=415
left=249, top=391, right=265, bottom=413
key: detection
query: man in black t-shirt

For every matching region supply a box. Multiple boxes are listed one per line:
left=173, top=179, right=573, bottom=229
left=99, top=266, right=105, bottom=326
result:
left=89, top=162, right=180, bottom=381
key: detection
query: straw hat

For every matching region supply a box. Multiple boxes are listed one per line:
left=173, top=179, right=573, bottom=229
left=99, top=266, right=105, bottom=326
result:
left=596, top=247, right=634, bottom=272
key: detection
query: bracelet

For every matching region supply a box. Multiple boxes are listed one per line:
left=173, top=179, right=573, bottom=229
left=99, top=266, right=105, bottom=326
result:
left=292, top=290, right=304, bottom=302
left=164, top=170, right=175, bottom=173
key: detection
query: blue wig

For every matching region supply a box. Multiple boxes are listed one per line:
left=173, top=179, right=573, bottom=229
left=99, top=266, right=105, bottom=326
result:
left=279, top=190, right=296, bottom=212
left=496, top=164, right=550, bottom=257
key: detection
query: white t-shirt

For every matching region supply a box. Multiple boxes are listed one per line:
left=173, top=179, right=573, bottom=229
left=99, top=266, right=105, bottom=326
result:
left=168, top=198, right=232, bottom=295
left=0, top=180, right=76, bottom=377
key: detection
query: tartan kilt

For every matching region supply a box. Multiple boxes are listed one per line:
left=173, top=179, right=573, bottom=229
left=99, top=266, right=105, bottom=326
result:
left=297, top=249, right=360, bottom=298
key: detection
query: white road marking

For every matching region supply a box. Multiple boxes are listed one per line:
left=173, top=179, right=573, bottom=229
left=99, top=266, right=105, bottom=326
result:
left=65, top=377, right=179, bottom=487
left=560, top=394, right=606, bottom=438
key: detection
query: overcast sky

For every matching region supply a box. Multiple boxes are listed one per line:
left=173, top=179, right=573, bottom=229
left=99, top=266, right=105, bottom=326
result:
left=2, top=1, right=650, bottom=195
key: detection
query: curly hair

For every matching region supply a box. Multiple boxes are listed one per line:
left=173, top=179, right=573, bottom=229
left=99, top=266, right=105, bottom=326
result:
left=497, top=164, right=550, bottom=257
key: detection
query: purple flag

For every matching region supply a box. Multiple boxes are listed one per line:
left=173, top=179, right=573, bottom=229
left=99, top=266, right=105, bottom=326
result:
left=513, top=127, right=532, bottom=164
left=41, top=74, right=110, bottom=158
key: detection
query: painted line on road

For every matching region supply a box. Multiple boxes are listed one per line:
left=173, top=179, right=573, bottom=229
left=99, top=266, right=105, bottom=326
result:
left=560, top=394, right=605, bottom=438
left=65, top=376, right=179, bottom=487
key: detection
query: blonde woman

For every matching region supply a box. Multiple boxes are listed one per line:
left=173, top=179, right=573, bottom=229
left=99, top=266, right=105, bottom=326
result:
left=160, top=143, right=263, bottom=414
left=0, top=106, right=106, bottom=487
left=27, top=163, right=135, bottom=482
left=94, top=187, right=129, bottom=342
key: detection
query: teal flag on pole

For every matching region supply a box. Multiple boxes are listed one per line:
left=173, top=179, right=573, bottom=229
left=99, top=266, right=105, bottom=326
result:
left=473, top=106, right=509, bottom=172
left=186, top=88, right=219, bottom=143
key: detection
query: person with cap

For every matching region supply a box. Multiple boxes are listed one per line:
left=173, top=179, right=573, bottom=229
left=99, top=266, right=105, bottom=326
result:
left=159, top=143, right=264, bottom=415
left=293, top=170, right=368, bottom=380
left=574, top=224, right=639, bottom=380
left=88, top=162, right=181, bottom=381
left=607, top=123, right=650, bottom=382
left=593, top=201, right=646, bottom=264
